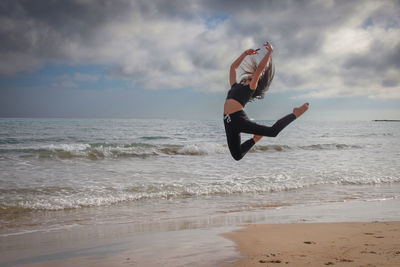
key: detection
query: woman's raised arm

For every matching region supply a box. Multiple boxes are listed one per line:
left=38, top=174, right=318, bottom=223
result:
left=230, top=49, right=258, bottom=87
left=250, top=42, right=273, bottom=90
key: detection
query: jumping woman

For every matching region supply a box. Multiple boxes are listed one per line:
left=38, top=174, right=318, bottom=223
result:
left=223, top=42, right=309, bottom=161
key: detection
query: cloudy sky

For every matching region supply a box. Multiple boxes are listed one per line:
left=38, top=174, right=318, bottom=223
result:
left=0, top=0, right=399, bottom=120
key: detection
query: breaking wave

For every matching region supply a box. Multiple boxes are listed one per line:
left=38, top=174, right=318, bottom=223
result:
left=0, top=142, right=364, bottom=160
left=1, top=173, right=399, bottom=212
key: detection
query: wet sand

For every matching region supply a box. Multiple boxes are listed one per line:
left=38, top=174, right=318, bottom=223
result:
left=224, top=222, right=400, bottom=267
left=2, top=199, right=400, bottom=267
left=0, top=226, right=239, bottom=267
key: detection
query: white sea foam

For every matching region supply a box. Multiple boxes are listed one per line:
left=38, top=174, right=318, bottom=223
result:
left=2, top=171, right=400, bottom=212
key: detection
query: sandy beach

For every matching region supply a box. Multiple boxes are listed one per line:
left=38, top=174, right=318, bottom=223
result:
left=2, top=199, right=400, bottom=267
left=3, top=221, right=399, bottom=267
left=224, top=222, right=400, bottom=267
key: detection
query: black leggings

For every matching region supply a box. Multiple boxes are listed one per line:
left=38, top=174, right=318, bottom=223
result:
left=223, top=110, right=296, bottom=161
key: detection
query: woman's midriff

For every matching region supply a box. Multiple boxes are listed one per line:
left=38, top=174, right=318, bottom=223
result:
left=224, top=99, right=243, bottom=115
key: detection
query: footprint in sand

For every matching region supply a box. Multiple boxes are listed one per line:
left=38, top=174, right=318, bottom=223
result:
left=361, top=250, right=377, bottom=254
left=259, top=260, right=282, bottom=264
left=337, top=258, right=354, bottom=263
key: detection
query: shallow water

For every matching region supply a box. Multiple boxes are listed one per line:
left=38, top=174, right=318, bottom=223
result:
left=0, top=118, right=399, bottom=236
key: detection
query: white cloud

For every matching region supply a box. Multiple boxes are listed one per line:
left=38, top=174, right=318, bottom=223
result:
left=267, top=1, right=400, bottom=99
left=0, top=0, right=399, bottom=100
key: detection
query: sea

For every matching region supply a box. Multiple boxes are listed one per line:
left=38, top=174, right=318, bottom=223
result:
left=1, top=118, right=399, bottom=240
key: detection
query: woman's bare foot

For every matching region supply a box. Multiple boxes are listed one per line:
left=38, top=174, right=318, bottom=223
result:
left=293, top=103, right=309, bottom=118
left=253, top=135, right=262, bottom=143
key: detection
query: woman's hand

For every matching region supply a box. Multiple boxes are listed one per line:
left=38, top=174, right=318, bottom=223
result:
left=264, top=42, right=274, bottom=54
left=244, top=49, right=259, bottom=56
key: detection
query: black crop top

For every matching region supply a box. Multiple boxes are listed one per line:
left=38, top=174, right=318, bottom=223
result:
left=226, top=83, right=254, bottom=107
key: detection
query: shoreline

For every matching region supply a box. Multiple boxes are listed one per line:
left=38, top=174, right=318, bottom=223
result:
left=224, top=221, right=400, bottom=267
left=1, top=198, right=400, bottom=266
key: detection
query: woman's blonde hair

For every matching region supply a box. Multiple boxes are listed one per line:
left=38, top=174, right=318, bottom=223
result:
left=239, top=55, right=275, bottom=101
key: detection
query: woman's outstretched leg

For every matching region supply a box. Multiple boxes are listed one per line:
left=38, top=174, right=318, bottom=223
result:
left=241, top=103, right=309, bottom=137
left=240, top=113, right=296, bottom=137
left=223, top=104, right=309, bottom=160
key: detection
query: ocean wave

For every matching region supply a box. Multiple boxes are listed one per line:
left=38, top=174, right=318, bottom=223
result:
left=298, top=143, right=362, bottom=150
left=0, top=141, right=364, bottom=160
left=0, top=142, right=227, bottom=160
left=253, top=145, right=290, bottom=152
left=1, top=175, right=399, bottom=212
left=354, top=133, right=394, bottom=137
left=140, top=136, right=171, bottom=140
left=335, top=176, right=400, bottom=185
left=0, top=137, right=71, bottom=145
left=0, top=183, right=299, bottom=212
left=159, top=143, right=226, bottom=155
left=253, top=143, right=362, bottom=152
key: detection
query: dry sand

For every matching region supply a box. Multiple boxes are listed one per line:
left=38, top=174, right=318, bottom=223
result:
left=223, top=222, right=400, bottom=267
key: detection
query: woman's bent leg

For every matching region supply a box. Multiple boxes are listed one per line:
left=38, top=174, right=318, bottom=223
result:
left=225, top=129, right=255, bottom=161
left=224, top=113, right=256, bottom=161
